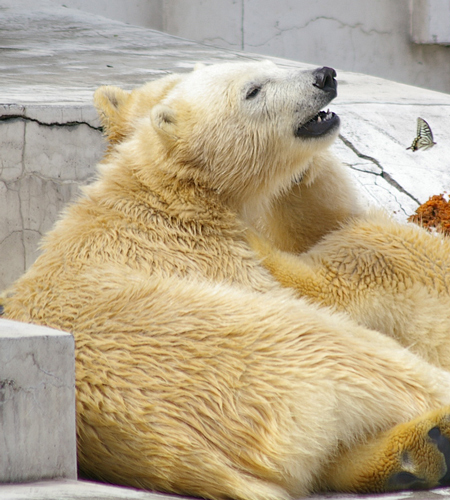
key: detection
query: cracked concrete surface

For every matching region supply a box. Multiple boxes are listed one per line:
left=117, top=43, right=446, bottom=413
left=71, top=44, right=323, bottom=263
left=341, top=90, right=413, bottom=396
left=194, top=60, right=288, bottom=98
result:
left=0, top=116, right=105, bottom=288
left=331, top=87, right=450, bottom=218
left=0, top=114, right=102, bottom=131
left=339, top=134, right=421, bottom=206
left=246, top=16, right=392, bottom=52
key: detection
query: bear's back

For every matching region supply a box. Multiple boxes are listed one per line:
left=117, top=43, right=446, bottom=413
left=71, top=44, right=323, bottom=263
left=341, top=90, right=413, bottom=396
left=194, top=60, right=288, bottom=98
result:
left=4, top=167, right=281, bottom=331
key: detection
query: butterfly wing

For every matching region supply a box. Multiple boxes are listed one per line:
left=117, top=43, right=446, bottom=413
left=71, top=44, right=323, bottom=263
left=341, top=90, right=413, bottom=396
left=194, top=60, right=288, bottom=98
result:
left=416, top=117, right=423, bottom=136
left=417, top=117, right=434, bottom=141
left=407, top=117, right=436, bottom=151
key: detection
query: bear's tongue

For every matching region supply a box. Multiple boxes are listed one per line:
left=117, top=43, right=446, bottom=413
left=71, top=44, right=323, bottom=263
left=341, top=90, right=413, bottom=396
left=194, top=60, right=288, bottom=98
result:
left=296, top=109, right=339, bottom=138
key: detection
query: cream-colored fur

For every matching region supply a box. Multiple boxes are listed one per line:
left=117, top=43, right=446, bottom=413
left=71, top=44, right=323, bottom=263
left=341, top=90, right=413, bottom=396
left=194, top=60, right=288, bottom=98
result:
left=254, top=149, right=363, bottom=253
left=251, top=210, right=450, bottom=370
left=4, top=61, right=450, bottom=498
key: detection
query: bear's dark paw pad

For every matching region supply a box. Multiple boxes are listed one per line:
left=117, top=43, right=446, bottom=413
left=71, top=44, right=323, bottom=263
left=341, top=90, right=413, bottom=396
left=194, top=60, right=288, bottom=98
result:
left=428, top=426, right=450, bottom=486
left=388, top=471, right=426, bottom=490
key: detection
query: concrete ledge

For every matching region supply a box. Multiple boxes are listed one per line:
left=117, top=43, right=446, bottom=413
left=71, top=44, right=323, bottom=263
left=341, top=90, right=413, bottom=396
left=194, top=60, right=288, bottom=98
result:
left=0, top=319, right=76, bottom=482
left=0, top=480, right=177, bottom=500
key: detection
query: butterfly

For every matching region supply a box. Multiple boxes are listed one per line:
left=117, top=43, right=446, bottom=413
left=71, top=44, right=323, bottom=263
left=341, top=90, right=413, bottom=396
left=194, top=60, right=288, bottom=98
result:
left=407, top=117, right=436, bottom=152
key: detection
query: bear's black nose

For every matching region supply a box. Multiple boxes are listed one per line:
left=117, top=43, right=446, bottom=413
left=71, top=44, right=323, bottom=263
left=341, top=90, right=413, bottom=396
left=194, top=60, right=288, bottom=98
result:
left=312, top=67, right=337, bottom=94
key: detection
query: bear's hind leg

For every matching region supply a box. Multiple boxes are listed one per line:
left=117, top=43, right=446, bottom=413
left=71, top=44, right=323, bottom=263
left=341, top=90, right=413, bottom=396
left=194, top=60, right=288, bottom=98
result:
left=320, top=406, right=450, bottom=493
left=7, top=271, right=450, bottom=498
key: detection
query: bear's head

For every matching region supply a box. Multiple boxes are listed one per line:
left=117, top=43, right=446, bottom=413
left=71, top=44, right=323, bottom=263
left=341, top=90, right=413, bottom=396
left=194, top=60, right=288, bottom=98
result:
left=94, top=60, right=340, bottom=213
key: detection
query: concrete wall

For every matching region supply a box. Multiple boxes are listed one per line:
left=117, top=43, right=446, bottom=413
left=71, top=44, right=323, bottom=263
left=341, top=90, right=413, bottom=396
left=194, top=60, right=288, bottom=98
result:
left=0, top=113, right=104, bottom=291
left=59, top=0, right=164, bottom=31
left=55, top=0, right=450, bottom=94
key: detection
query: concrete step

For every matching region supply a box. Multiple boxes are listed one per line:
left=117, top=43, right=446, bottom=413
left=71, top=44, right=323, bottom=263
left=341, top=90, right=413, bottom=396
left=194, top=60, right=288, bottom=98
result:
left=0, top=319, right=76, bottom=483
left=0, top=480, right=179, bottom=500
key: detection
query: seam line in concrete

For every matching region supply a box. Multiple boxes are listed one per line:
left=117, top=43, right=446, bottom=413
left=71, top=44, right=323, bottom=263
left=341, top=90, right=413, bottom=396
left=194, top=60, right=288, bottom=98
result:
left=0, top=115, right=102, bottom=132
left=339, top=133, right=421, bottom=205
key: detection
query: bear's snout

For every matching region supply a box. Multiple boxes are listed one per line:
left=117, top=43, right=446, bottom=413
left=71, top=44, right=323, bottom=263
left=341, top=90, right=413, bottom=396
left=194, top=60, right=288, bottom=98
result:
left=312, top=67, right=337, bottom=96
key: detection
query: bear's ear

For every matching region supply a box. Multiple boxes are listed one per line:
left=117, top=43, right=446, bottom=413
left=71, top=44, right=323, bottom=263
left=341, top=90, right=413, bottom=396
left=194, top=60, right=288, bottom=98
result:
left=94, top=86, right=130, bottom=115
left=94, top=86, right=132, bottom=144
left=193, top=62, right=206, bottom=71
left=151, top=104, right=179, bottom=140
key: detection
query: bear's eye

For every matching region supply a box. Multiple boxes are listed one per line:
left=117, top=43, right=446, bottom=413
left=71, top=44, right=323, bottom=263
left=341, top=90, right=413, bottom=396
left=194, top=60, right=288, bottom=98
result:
left=246, top=86, right=261, bottom=99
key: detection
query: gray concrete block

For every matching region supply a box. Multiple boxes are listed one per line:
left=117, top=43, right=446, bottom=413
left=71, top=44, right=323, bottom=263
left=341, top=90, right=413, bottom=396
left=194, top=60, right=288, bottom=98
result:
left=0, top=319, right=77, bottom=482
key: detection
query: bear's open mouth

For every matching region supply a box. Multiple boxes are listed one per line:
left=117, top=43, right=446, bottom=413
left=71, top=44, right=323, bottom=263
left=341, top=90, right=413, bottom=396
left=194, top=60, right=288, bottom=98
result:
left=296, top=109, right=340, bottom=138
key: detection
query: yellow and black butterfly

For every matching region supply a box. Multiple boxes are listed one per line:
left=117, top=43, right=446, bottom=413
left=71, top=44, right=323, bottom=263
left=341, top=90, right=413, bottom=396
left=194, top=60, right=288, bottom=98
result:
left=407, top=117, right=436, bottom=152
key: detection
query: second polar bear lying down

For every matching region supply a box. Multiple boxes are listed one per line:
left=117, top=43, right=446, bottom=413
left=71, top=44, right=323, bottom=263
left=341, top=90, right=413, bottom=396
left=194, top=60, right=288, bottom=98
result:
left=251, top=210, right=450, bottom=371
left=4, top=60, right=450, bottom=499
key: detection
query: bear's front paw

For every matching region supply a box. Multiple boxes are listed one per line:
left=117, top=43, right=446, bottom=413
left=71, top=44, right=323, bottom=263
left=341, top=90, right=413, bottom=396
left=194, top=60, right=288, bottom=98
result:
left=322, top=406, right=450, bottom=493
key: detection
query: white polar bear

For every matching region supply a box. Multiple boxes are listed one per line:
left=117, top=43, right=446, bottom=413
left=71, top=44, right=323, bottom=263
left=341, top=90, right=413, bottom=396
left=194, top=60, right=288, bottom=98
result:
left=3, top=60, right=450, bottom=499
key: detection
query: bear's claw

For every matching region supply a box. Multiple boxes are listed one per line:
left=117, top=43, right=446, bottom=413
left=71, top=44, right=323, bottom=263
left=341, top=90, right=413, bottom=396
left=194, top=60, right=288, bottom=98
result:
left=429, top=426, right=450, bottom=486
left=388, top=470, right=426, bottom=490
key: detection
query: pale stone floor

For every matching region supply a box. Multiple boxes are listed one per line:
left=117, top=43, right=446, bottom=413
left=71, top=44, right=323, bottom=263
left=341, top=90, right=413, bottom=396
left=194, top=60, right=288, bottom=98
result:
left=2, top=480, right=450, bottom=500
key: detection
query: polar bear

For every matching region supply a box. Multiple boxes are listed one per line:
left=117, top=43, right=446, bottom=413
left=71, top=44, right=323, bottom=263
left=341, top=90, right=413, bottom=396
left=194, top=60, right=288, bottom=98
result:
left=251, top=209, right=450, bottom=371
left=4, top=60, right=450, bottom=498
